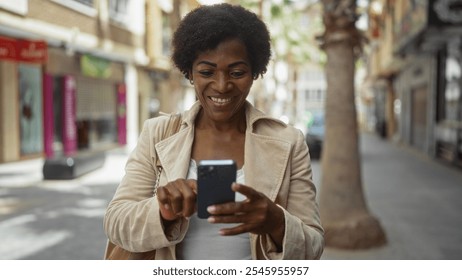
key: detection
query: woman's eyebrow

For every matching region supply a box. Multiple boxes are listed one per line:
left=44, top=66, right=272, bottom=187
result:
left=196, top=61, right=216, bottom=67
left=196, top=61, right=249, bottom=67
left=228, top=61, right=249, bottom=67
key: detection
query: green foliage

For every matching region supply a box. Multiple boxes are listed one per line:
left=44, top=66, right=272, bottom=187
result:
left=270, top=5, right=282, bottom=17
left=239, top=0, right=324, bottom=65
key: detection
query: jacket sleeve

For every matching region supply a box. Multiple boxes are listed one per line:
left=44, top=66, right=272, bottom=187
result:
left=260, top=130, right=324, bottom=260
left=103, top=118, right=187, bottom=252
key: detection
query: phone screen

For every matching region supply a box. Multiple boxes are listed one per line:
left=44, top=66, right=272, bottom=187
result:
left=197, top=160, right=236, bottom=219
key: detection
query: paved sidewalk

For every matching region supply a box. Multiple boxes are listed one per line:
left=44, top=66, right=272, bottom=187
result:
left=315, top=133, right=462, bottom=260
left=0, top=148, right=129, bottom=189
left=0, top=158, right=43, bottom=188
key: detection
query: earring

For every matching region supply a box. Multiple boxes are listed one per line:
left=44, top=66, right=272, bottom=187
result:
left=189, top=79, right=194, bottom=85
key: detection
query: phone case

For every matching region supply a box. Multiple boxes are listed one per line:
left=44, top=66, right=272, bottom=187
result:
left=197, top=160, right=236, bottom=219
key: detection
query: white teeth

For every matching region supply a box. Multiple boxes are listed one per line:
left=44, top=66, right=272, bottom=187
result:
left=210, top=97, right=232, bottom=104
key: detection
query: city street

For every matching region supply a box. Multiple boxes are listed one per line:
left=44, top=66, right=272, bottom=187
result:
left=1, top=133, right=461, bottom=260
left=0, top=149, right=128, bottom=260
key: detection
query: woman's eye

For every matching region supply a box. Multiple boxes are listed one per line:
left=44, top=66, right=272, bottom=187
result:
left=230, top=71, right=245, bottom=78
left=198, top=70, right=213, bottom=77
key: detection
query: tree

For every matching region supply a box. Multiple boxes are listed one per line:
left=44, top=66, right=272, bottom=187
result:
left=238, top=0, right=322, bottom=120
left=317, top=0, right=386, bottom=249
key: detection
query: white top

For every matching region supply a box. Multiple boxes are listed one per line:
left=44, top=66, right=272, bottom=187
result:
left=175, top=160, right=251, bottom=260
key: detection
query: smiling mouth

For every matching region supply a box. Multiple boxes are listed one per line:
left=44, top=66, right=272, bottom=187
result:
left=209, top=96, right=233, bottom=106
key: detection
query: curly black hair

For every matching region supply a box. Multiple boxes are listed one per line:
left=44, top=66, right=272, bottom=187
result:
left=171, top=3, right=271, bottom=80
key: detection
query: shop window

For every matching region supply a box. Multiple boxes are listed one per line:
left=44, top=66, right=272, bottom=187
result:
left=75, top=77, right=118, bottom=150
left=18, top=64, right=43, bottom=156
left=441, top=38, right=462, bottom=166
left=444, top=40, right=461, bottom=122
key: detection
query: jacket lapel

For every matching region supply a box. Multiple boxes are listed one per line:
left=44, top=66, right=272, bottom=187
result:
left=155, top=125, right=194, bottom=181
left=154, top=102, right=201, bottom=181
left=243, top=104, right=291, bottom=201
left=244, top=132, right=291, bottom=202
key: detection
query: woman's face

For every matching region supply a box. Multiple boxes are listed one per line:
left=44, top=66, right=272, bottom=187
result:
left=191, top=38, right=253, bottom=123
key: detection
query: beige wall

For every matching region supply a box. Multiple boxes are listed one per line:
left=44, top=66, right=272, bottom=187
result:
left=28, top=0, right=141, bottom=49
left=0, top=61, right=20, bottom=162
left=29, top=0, right=98, bottom=35
left=137, top=69, right=153, bottom=127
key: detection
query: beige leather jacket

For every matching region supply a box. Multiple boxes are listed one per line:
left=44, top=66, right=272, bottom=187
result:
left=104, top=101, right=324, bottom=259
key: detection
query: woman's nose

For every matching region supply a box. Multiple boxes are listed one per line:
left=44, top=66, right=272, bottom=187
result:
left=214, top=73, right=232, bottom=93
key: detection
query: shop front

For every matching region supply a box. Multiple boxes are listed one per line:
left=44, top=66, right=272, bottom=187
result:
left=430, top=0, right=462, bottom=168
left=42, top=48, right=127, bottom=178
left=0, top=35, right=47, bottom=163
left=435, top=37, right=462, bottom=168
left=44, top=48, right=126, bottom=158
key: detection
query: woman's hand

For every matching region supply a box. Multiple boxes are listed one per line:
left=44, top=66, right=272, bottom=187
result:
left=156, top=179, right=197, bottom=221
left=207, top=183, right=285, bottom=250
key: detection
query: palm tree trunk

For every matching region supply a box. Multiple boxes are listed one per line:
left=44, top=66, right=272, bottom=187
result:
left=319, top=0, right=386, bottom=249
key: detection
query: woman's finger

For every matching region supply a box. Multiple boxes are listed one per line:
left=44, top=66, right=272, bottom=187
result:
left=156, top=187, right=178, bottom=220
left=159, top=179, right=198, bottom=218
left=232, top=183, right=260, bottom=200
left=178, top=182, right=197, bottom=217
left=218, top=223, right=256, bottom=236
left=166, top=182, right=184, bottom=215
left=156, top=186, right=171, bottom=209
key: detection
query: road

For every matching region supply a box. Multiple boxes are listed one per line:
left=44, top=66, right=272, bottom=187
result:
left=0, top=150, right=127, bottom=260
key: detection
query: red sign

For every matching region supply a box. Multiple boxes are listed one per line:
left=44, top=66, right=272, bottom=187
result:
left=0, top=36, right=47, bottom=64
left=0, top=36, right=17, bottom=61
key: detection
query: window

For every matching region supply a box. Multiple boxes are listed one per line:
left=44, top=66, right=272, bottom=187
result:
left=19, top=64, right=43, bottom=155
left=441, top=38, right=462, bottom=122
left=52, top=0, right=96, bottom=16
left=162, top=11, right=172, bottom=57
left=73, top=0, right=93, bottom=6
left=109, top=0, right=129, bottom=24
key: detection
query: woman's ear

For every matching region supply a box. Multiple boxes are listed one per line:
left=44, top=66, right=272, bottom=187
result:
left=188, top=71, right=194, bottom=85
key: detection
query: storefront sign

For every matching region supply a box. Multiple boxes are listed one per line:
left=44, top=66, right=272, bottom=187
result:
left=0, top=36, right=17, bottom=61
left=63, top=76, right=77, bottom=156
left=81, top=54, right=112, bottom=78
left=18, top=40, right=48, bottom=64
left=0, top=36, right=48, bottom=64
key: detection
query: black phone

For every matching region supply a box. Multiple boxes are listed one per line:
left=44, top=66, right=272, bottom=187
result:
left=197, top=159, right=236, bottom=219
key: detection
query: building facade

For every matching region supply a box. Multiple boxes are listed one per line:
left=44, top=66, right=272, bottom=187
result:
left=367, top=0, right=462, bottom=169
left=0, top=0, right=199, bottom=164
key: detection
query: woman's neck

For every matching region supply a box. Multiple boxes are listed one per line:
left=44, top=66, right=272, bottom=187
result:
left=196, top=108, right=247, bottom=134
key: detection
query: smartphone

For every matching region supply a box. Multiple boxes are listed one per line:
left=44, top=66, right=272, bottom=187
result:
left=197, top=159, right=236, bottom=219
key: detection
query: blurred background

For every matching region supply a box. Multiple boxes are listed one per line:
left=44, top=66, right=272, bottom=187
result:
left=0, top=0, right=461, bottom=259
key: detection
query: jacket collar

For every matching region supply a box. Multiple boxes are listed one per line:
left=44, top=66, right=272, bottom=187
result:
left=181, top=100, right=287, bottom=132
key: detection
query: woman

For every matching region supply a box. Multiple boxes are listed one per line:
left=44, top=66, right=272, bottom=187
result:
left=104, top=3, right=324, bottom=260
